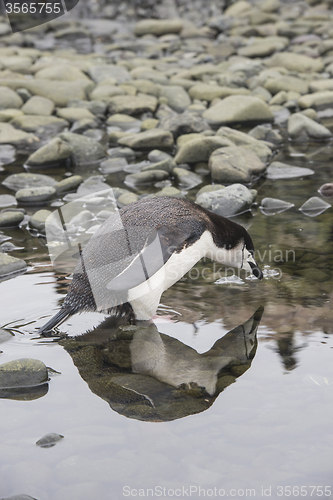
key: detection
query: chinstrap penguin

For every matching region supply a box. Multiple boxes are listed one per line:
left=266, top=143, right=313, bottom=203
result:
left=39, top=196, right=263, bottom=333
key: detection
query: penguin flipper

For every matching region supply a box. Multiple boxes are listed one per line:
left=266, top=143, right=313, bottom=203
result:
left=38, top=309, right=72, bottom=334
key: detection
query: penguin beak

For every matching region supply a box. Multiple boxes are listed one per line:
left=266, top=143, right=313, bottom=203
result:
left=248, top=261, right=263, bottom=280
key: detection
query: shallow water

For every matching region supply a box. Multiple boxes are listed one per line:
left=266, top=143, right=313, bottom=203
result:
left=1, top=139, right=333, bottom=499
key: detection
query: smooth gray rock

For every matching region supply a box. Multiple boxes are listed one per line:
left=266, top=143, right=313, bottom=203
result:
left=134, top=19, right=183, bottom=36
left=125, top=170, right=169, bottom=187
left=0, top=358, right=48, bottom=388
left=99, top=157, right=128, bottom=174
left=266, top=162, right=314, bottom=179
left=259, top=197, right=294, bottom=216
left=0, top=144, right=16, bottom=165
left=118, top=129, right=173, bottom=150
left=107, top=94, right=158, bottom=116
left=148, top=149, right=172, bottom=163
left=0, top=86, right=23, bottom=109
left=57, top=107, right=96, bottom=123
left=288, top=113, right=332, bottom=141
left=299, top=197, right=331, bottom=217
left=3, top=173, right=56, bottom=191
left=203, top=96, right=274, bottom=126
left=117, top=192, right=139, bottom=206
left=16, top=186, right=56, bottom=204
left=106, top=114, right=141, bottom=131
left=0, top=194, right=16, bottom=207
left=29, top=209, right=52, bottom=232
left=142, top=158, right=173, bottom=174
left=209, top=146, right=266, bottom=184
left=159, top=85, right=191, bottom=113
left=196, top=184, right=256, bottom=217
left=0, top=253, right=27, bottom=277
left=21, top=95, right=55, bottom=116
left=55, top=175, right=83, bottom=194
left=68, top=99, right=107, bottom=116
left=10, top=115, right=68, bottom=133
left=159, top=110, right=210, bottom=137
left=88, top=64, right=131, bottom=84
left=174, top=136, right=232, bottom=164
left=0, top=123, right=38, bottom=146
left=59, top=132, right=105, bottom=165
left=172, top=167, right=202, bottom=189
left=0, top=210, right=24, bottom=227
left=248, top=124, right=282, bottom=144
left=26, top=138, right=73, bottom=167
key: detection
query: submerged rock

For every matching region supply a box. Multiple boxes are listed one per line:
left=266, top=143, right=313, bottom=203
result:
left=59, top=132, right=105, bottom=165
left=0, top=253, right=27, bottom=278
left=125, top=170, right=169, bottom=187
left=172, top=167, right=202, bottom=190
left=26, top=138, right=73, bottom=167
left=266, top=162, right=314, bottom=180
left=36, top=433, right=64, bottom=448
left=0, top=210, right=24, bottom=227
left=318, top=183, right=333, bottom=198
left=299, top=197, right=331, bottom=217
left=0, top=194, right=17, bottom=207
left=3, top=173, right=56, bottom=191
left=16, top=186, right=56, bottom=204
left=0, top=358, right=48, bottom=388
left=260, top=197, right=295, bottom=216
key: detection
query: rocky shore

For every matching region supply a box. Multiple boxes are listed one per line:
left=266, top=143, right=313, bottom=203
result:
left=0, top=0, right=333, bottom=277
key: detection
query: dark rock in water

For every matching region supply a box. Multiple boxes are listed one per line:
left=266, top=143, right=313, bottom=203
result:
left=299, top=197, right=331, bottom=217
left=36, top=432, right=64, bottom=448
left=0, top=358, right=48, bottom=388
left=318, top=183, right=333, bottom=198
left=0, top=210, right=24, bottom=227
left=2, top=173, right=56, bottom=192
left=260, top=197, right=295, bottom=216
left=0, top=253, right=27, bottom=278
left=266, top=162, right=314, bottom=180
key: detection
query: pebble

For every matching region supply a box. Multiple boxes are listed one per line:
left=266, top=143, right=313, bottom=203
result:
left=203, top=95, right=274, bottom=126
left=3, top=173, right=56, bottom=191
left=288, top=113, right=332, bottom=141
left=0, top=123, right=38, bottom=147
left=99, top=157, right=128, bottom=174
left=0, top=253, right=27, bottom=278
left=196, top=184, right=257, bottom=217
left=266, top=161, right=315, bottom=180
left=125, top=170, right=169, bottom=187
left=107, top=94, right=158, bottom=115
left=299, top=197, right=331, bottom=217
left=209, top=146, right=266, bottom=184
left=36, top=433, right=64, bottom=448
left=117, top=192, right=139, bottom=206
left=0, top=194, right=17, bottom=207
left=26, top=138, right=73, bottom=168
left=21, top=95, right=55, bottom=116
left=0, top=358, right=48, bottom=388
left=0, top=210, right=24, bottom=227
left=174, top=136, right=233, bottom=164
left=259, top=197, right=295, bottom=216
left=59, top=132, right=105, bottom=165
left=118, top=129, right=174, bottom=150
left=29, top=209, right=52, bottom=232
left=134, top=19, right=184, bottom=36
left=10, top=115, right=68, bottom=134
left=172, top=167, right=202, bottom=190
left=0, top=86, right=23, bottom=109
left=16, top=186, right=56, bottom=204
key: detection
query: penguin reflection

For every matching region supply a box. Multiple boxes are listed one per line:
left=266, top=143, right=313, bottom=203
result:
left=62, top=307, right=263, bottom=421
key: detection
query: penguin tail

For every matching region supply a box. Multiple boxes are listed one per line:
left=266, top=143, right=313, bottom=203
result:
left=38, top=309, right=72, bottom=335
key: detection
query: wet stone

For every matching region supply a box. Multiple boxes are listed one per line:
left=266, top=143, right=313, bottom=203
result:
left=196, top=184, right=256, bottom=217
left=174, top=136, right=232, bottom=164
left=3, top=172, right=56, bottom=191
left=299, top=197, right=331, bottom=217
left=118, top=129, right=174, bottom=150
left=288, top=113, right=332, bottom=141
left=0, top=145, right=15, bottom=166
left=99, top=157, right=128, bottom=174
left=172, top=167, right=202, bottom=190
left=29, top=209, right=52, bottom=232
left=125, top=170, right=169, bottom=187
left=36, top=432, right=64, bottom=448
left=26, top=138, right=73, bottom=168
left=59, top=132, right=105, bottom=165
left=148, top=149, right=172, bottom=163
left=209, top=146, right=266, bottom=184
left=21, top=95, right=55, bottom=116
left=10, top=115, right=68, bottom=134
left=260, top=197, right=295, bottom=216
left=0, top=210, right=24, bottom=227
left=142, top=158, right=173, bottom=174
left=55, top=176, right=83, bottom=194
left=318, top=183, right=333, bottom=198
left=0, top=194, right=17, bottom=207
left=266, top=162, right=314, bottom=180
left=0, top=253, right=27, bottom=277
left=16, top=186, right=56, bottom=204
left=0, top=358, right=48, bottom=388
